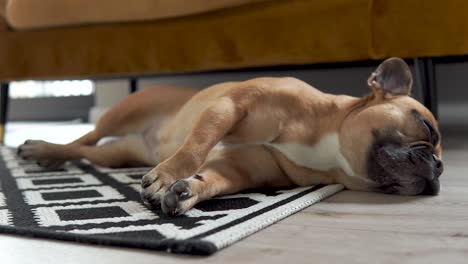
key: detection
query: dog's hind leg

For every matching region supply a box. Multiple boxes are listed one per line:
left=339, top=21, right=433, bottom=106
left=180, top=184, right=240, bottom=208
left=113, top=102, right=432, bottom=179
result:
left=17, top=130, right=100, bottom=168
left=69, top=130, right=101, bottom=146
left=18, top=133, right=156, bottom=168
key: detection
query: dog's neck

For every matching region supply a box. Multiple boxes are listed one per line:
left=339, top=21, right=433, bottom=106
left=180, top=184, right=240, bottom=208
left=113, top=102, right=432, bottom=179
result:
left=317, top=93, right=370, bottom=131
left=266, top=93, right=375, bottom=189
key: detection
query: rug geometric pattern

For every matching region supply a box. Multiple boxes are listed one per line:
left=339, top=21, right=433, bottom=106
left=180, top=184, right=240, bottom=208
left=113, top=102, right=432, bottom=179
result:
left=0, top=147, right=343, bottom=255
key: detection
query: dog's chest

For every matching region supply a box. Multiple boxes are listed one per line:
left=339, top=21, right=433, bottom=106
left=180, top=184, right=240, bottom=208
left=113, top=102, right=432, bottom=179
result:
left=265, top=134, right=354, bottom=176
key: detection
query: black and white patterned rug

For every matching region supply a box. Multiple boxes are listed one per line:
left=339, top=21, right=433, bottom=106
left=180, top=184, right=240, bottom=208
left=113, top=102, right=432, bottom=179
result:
left=0, top=147, right=343, bottom=255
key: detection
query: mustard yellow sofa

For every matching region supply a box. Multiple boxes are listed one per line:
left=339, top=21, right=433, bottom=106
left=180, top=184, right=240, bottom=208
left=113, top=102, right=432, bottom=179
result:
left=2, top=0, right=468, bottom=81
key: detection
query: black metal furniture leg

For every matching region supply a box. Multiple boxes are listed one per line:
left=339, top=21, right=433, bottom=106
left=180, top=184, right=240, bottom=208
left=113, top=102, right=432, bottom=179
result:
left=129, top=77, right=138, bottom=93
left=0, top=83, right=10, bottom=145
left=413, top=57, right=438, bottom=119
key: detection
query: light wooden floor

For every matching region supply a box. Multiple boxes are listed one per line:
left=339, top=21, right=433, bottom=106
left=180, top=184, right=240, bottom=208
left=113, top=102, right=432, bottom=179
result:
left=1, top=123, right=467, bottom=264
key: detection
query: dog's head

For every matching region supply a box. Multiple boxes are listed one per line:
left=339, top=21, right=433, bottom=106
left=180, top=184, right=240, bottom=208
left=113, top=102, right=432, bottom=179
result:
left=340, top=58, right=443, bottom=195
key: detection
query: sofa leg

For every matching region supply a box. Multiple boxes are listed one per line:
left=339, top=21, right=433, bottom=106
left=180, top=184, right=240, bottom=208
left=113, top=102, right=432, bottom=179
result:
left=413, top=57, right=438, bottom=119
left=129, top=77, right=138, bottom=93
left=0, top=83, right=10, bottom=145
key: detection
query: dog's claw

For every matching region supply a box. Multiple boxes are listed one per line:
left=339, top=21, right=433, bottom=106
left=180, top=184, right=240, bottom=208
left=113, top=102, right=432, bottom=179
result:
left=141, top=179, right=152, bottom=188
left=180, top=191, right=189, bottom=199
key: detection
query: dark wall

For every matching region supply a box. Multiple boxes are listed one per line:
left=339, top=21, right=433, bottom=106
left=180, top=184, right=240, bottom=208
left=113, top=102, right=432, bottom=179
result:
left=9, top=96, right=94, bottom=122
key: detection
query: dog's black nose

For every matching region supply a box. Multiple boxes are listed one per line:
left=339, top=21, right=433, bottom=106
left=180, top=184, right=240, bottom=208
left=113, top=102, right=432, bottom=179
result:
left=421, top=178, right=440, bottom=196
left=432, top=154, right=443, bottom=177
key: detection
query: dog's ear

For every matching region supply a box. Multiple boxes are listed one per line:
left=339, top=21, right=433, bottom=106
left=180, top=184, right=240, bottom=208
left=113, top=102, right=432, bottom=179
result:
left=367, top=57, right=413, bottom=96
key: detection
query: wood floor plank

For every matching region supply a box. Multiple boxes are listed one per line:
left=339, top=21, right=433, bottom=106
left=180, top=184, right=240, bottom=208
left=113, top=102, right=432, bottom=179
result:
left=211, top=224, right=468, bottom=264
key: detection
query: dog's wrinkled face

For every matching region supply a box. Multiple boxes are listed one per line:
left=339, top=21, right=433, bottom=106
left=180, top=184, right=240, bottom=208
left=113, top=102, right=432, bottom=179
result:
left=367, top=109, right=443, bottom=195
left=341, top=58, right=443, bottom=195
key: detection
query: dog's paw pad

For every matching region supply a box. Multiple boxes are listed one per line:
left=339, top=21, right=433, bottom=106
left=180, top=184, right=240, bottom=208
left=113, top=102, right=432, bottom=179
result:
left=162, top=180, right=193, bottom=216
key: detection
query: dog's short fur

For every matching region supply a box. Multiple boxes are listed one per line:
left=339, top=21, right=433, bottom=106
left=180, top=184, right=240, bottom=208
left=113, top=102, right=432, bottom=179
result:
left=18, top=58, right=443, bottom=216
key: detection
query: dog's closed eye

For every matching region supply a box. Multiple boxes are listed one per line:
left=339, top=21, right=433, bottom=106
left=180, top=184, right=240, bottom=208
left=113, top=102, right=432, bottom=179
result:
left=410, top=141, right=433, bottom=150
left=422, top=119, right=439, bottom=146
left=411, top=109, right=439, bottom=146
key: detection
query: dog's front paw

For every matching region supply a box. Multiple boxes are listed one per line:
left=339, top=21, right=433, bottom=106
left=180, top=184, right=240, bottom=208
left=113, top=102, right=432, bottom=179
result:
left=162, top=179, right=197, bottom=216
left=140, top=164, right=177, bottom=209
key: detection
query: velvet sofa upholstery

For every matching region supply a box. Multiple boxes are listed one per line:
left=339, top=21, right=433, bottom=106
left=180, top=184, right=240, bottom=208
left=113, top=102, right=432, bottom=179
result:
left=2, top=0, right=467, bottom=82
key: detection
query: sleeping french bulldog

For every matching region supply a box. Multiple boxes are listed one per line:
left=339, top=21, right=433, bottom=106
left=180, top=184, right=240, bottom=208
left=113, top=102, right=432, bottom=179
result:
left=17, top=57, right=443, bottom=216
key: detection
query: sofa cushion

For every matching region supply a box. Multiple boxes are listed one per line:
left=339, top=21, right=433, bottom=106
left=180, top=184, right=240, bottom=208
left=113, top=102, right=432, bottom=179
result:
left=0, top=0, right=371, bottom=80
left=0, top=0, right=5, bottom=16
left=0, top=0, right=8, bottom=31
left=5, top=0, right=269, bottom=30
left=370, top=0, right=468, bottom=59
